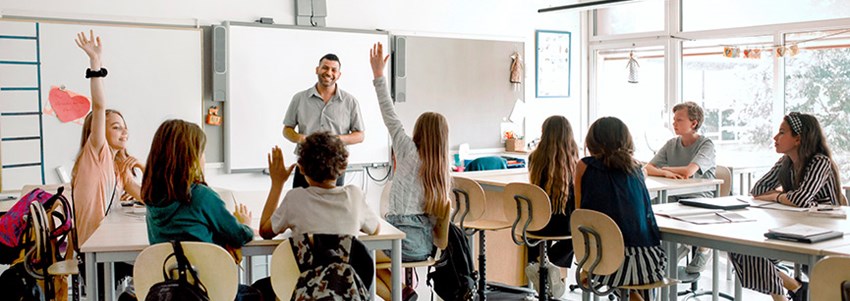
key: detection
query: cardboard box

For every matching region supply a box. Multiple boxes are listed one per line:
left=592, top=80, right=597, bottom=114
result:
left=505, top=138, right=524, bottom=152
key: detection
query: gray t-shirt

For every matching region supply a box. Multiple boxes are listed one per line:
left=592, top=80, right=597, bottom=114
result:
left=283, top=84, right=364, bottom=137
left=650, top=135, right=716, bottom=199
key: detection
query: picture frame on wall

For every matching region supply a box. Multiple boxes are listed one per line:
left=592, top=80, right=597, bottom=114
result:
left=535, top=30, right=571, bottom=98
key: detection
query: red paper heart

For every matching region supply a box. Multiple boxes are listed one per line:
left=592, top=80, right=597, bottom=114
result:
left=48, top=86, right=91, bottom=123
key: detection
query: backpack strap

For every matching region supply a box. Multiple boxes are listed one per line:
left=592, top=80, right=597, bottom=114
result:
left=168, top=241, right=209, bottom=294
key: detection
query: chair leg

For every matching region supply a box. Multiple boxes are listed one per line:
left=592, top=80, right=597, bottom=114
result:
left=477, top=230, right=487, bottom=301
left=539, top=242, right=550, bottom=301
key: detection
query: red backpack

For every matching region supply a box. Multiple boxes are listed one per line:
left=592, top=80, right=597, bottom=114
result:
left=0, top=187, right=74, bottom=264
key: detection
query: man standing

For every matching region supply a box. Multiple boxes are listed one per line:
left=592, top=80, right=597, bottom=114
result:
left=283, top=53, right=364, bottom=188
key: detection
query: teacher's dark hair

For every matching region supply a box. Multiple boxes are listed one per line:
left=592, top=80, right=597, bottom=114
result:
left=319, top=53, right=341, bottom=69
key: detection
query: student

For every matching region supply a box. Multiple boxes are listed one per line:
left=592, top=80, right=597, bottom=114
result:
left=524, top=115, right=578, bottom=297
left=259, top=133, right=379, bottom=300
left=370, top=42, right=452, bottom=301
left=282, top=53, right=365, bottom=188
left=70, top=30, right=143, bottom=246
left=142, top=119, right=253, bottom=249
left=575, top=117, right=667, bottom=301
left=644, top=101, right=715, bottom=273
left=730, top=112, right=845, bottom=301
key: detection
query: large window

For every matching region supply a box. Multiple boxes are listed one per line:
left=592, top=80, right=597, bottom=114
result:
left=683, top=0, right=850, bottom=32
left=594, top=0, right=664, bottom=36
left=594, top=46, right=665, bottom=160
left=682, top=36, right=778, bottom=167
left=785, top=29, right=850, bottom=181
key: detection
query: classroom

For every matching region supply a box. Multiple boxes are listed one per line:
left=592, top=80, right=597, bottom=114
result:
left=1, top=1, right=849, bottom=300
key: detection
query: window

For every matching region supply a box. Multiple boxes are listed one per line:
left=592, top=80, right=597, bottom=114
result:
left=683, top=0, right=850, bottom=31
left=594, top=0, right=665, bottom=36
left=784, top=29, right=850, bottom=182
left=593, top=46, right=665, bottom=160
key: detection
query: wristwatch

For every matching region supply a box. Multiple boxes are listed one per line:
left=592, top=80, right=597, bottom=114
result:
left=85, top=67, right=108, bottom=78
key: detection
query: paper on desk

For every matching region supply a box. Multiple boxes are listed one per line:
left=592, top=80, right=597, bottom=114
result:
left=747, top=200, right=809, bottom=212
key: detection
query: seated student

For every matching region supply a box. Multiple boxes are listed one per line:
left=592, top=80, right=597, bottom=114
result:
left=524, top=115, right=578, bottom=297
left=644, top=101, right=716, bottom=273
left=142, top=119, right=253, bottom=249
left=575, top=117, right=667, bottom=301
left=259, top=133, right=380, bottom=300
left=730, top=112, right=846, bottom=301
left=370, top=42, right=452, bottom=301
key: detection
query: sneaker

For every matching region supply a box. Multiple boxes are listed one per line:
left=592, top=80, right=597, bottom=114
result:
left=525, top=262, right=565, bottom=298
left=676, top=245, right=690, bottom=262
left=525, top=262, right=540, bottom=290
left=685, top=250, right=709, bottom=273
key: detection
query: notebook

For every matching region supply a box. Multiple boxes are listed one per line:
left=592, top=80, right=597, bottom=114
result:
left=747, top=200, right=809, bottom=212
left=655, top=206, right=754, bottom=225
left=679, top=196, right=751, bottom=210
left=768, top=224, right=832, bottom=238
left=764, top=231, right=844, bottom=243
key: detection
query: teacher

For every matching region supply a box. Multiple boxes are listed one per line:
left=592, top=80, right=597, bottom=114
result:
left=283, top=53, right=365, bottom=188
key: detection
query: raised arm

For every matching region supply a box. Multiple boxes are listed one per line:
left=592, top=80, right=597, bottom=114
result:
left=75, top=30, right=106, bottom=150
left=260, top=146, right=295, bottom=239
left=370, top=43, right=415, bottom=153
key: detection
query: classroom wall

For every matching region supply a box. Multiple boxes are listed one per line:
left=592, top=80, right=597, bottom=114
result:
left=1, top=0, right=582, bottom=207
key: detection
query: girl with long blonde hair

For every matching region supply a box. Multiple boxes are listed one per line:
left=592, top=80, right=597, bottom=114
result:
left=370, top=42, right=452, bottom=301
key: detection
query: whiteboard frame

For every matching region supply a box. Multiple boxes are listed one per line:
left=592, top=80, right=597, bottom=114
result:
left=222, top=22, right=392, bottom=173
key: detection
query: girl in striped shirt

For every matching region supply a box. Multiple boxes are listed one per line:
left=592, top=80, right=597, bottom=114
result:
left=731, top=112, right=846, bottom=301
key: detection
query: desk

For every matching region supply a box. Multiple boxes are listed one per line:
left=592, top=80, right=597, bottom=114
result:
left=654, top=203, right=850, bottom=301
left=80, top=211, right=406, bottom=301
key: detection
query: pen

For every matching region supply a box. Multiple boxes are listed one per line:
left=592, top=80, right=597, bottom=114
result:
left=1, top=195, right=16, bottom=201
left=817, top=207, right=837, bottom=211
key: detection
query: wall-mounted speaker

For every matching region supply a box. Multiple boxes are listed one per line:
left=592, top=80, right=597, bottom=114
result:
left=393, top=36, right=406, bottom=102
left=212, top=25, right=227, bottom=101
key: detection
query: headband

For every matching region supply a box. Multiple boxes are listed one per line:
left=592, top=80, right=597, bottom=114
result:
left=787, top=112, right=803, bottom=134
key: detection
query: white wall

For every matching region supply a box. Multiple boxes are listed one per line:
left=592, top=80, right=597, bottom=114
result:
left=0, top=0, right=583, bottom=207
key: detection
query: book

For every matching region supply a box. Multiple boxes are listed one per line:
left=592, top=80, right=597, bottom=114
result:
left=655, top=206, right=754, bottom=225
left=679, top=196, right=750, bottom=210
left=768, top=224, right=832, bottom=238
left=764, top=230, right=844, bottom=243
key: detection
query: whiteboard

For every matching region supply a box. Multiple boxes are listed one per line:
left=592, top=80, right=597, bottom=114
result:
left=225, top=23, right=390, bottom=171
left=0, top=20, right=202, bottom=189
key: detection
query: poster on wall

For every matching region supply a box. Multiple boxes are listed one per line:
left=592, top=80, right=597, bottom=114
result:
left=535, top=30, right=571, bottom=98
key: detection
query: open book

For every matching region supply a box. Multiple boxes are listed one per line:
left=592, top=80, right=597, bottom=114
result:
left=655, top=206, right=754, bottom=225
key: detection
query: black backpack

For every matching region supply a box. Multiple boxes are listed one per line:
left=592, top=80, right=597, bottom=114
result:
left=145, top=241, right=210, bottom=301
left=427, top=223, right=477, bottom=301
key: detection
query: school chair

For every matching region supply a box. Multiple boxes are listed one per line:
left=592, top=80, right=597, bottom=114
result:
left=270, top=238, right=300, bottom=299
left=570, top=209, right=677, bottom=301
left=451, top=176, right=512, bottom=300
left=374, top=199, right=451, bottom=300
left=465, top=156, right=508, bottom=172
left=502, top=182, right=571, bottom=301
left=811, top=256, right=850, bottom=300
left=134, top=241, right=239, bottom=300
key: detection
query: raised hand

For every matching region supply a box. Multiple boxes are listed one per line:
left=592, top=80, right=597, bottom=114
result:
left=234, top=203, right=252, bottom=225
left=370, top=42, right=390, bottom=79
left=267, top=146, right=295, bottom=186
left=75, top=30, right=102, bottom=62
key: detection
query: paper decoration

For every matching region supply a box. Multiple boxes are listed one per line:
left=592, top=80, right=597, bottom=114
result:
left=206, top=106, right=222, bottom=126
left=48, top=86, right=91, bottom=123
left=626, top=50, right=640, bottom=83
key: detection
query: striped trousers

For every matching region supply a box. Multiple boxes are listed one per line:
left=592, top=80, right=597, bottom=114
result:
left=729, top=253, right=785, bottom=295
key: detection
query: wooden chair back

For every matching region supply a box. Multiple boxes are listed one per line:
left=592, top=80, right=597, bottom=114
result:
left=811, top=256, right=850, bottom=301
left=715, top=165, right=732, bottom=197
left=271, top=239, right=301, bottom=299
left=134, top=242, right=239, bottom=300
left=450, top=177, right=486, bottom=225
left=502, top=183, right=551, bottom=242
left=570, top=209, right=625, bottom=276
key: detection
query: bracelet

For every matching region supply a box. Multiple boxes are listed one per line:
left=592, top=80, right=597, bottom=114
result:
left=85, top=67, right=108, bottom=78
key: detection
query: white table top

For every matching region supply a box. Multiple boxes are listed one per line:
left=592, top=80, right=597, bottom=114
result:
left=456, top=169, right=722, bottom=193
left=654, top=203, right=850, bottom=256
left=80, top=208, right=404, bottom=254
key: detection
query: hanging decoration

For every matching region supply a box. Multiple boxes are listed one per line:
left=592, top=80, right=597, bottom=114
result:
left=509, top=52, right=523, bottom=91
left=721, top=29, right=850, bottom=59
left=626, top=50, right=639, bottom=83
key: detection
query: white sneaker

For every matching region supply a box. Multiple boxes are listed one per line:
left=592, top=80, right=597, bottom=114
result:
left=525, top=262, right=565, bottom=298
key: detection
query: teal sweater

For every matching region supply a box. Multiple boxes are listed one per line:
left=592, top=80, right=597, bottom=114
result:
left=146, top=184, right=253, bottom=248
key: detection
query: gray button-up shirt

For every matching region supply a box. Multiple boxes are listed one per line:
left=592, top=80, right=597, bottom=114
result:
left=283, top=84, right=364, bottom=139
